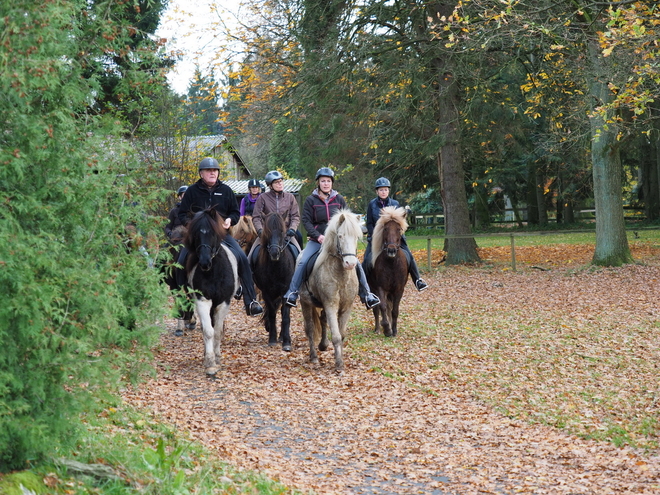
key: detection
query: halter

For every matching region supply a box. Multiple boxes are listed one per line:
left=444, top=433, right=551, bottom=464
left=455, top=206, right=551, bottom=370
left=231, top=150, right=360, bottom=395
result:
left=266, top=231, right=293, bottom=255
left=381, top=241, right=401, bottom=253
left=196, top=242, right=220, bottom=260
left=332, top=238, right=357, bottom=261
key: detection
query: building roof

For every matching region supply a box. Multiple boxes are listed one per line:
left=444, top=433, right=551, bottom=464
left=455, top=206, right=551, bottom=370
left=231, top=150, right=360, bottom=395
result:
left=224, top=178, right=306, bottom=195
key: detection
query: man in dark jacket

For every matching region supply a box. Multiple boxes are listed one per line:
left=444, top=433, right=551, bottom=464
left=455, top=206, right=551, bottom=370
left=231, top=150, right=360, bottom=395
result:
left=177, top=157, right=263, bottom=316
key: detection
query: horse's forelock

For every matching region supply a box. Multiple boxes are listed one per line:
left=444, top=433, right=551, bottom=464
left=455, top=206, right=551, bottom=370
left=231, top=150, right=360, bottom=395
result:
left=372, top=206, right=407, bottom=266
left=263, top=212, right=285, bottom=238
left=186, top=209, right=225, bottom=249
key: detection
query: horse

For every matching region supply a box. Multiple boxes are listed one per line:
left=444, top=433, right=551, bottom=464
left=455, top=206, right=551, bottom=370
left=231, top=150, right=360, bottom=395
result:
left=182, top=208, right=239, bottom=376
left=230, top=215, right=258, bottom=255
left=251, top=212, right=296, bottom=351
left=366, top=206, right=409, bottom=337
left=299, top=209, right=362, bottom=373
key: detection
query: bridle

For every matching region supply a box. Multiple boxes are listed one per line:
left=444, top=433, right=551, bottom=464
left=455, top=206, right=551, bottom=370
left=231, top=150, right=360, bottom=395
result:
left=332, top=237, right=358, bottom=261
left=266, top=231, right=294, bottom=256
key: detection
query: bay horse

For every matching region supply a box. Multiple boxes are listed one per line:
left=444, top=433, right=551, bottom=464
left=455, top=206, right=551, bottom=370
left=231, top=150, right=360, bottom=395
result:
left=230, top=215, right=258, bottom=255
left=299, top=209, right=362, bottom=372
left=251, top=212, right=296, bottom=351
left=182, top=208, right=239, bottom=376
left=366, top=206, right=408, bottom=337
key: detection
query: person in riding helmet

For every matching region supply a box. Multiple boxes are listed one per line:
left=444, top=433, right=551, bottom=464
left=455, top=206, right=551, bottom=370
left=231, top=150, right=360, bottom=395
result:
left=177, top=157, right=263, bottom=317
left=240, top=178, right=262, bottom=217
left=365, top=177, right=428, bottom=292
left=283, top=167, right=380, bottom=309
left=164, top=185, right=188, bottom=240
left=249, top=170, right=302, bottom=262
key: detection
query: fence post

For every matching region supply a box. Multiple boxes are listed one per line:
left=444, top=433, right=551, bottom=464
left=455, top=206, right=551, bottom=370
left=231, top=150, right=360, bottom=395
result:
left=510, top=233, right=516, bottom=271
left=427, top=237, right=432, bottom=270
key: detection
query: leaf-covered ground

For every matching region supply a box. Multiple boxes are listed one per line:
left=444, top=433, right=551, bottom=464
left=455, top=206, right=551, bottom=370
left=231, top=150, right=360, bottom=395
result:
left=123, top=241, right=660, bottom=494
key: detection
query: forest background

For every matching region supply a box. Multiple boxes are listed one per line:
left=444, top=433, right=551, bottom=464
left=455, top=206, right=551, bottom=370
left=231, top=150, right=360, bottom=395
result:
left=1, top=0, right=660, bottom=491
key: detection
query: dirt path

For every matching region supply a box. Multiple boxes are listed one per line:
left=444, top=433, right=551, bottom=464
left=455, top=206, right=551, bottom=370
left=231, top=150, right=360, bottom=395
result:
left=123, top=258, right=660, bottom=494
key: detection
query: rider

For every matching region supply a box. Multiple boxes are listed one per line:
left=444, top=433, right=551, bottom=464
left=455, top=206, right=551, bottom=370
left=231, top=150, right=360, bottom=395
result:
left=177, top=157, right=264, bottom=317
left=365, top=177, right=428, bottom=292
left=164, top=185, right=187, bottom=241
left=283, top=167, right=380, bottom=309
left=240, top=178, right=262, bottom=217
left=249, top=170, right=302, bottom=261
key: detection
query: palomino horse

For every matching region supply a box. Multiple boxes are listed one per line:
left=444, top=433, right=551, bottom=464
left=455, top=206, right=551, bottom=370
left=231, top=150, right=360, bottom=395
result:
left=300, top=209, right=362, bottom=372
left=366, top=206, right=408, bottom=337
left=182, top=208, right=239, bottom=376
left=230, top=215, right=258, bottom=255
left=252, top=212, right=296, bottom=351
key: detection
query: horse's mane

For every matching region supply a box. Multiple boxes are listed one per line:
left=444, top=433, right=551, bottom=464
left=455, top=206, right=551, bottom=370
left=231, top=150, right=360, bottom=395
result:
left=238, top=215, right=257, bottom=236
left=317, top=209, right=363, bottom=265
left=184, top=208, right=226, bottom=250
left=262, top=212, right=285, bottom=239
left=372, top=206, right=408, bottom=266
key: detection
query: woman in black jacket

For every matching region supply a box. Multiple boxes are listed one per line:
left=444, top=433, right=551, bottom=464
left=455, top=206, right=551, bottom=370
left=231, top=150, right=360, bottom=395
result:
left=282, top=167, right=379, bottom=309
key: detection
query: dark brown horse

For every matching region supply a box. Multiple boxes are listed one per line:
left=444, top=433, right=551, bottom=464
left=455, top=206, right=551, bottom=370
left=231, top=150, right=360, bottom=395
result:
left=366, top=206, right=408, bottom=337
left=251, top=212, right=296, bottom=351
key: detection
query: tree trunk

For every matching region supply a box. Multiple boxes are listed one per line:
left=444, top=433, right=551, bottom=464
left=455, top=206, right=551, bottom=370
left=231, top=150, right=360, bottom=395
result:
left=587, top=37, right=632, bottom=266
left=535, top=168, right=548, bottom=226
left=436, top=70, right=480, bottom=264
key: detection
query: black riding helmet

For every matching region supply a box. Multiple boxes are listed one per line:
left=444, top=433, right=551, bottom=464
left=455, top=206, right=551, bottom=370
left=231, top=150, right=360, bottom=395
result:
left=177, top=185, right=188, bottom=195
left=315, top=167, right=335, bottom=182
left=374, top=177, right=391, bottom=189
left=198, top=157, right=220, bottom=171
left=247, top=178, right=261, bottom=188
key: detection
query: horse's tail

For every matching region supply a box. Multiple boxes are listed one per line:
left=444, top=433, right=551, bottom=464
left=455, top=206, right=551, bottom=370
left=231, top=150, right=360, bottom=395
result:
left=311, top=308, right=322, bottom=345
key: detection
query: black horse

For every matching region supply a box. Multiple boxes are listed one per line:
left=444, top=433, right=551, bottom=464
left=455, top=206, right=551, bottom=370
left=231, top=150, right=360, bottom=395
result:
left=182, top=208, right=239, bottom=375
left=251, top=212, right=296, bottom=351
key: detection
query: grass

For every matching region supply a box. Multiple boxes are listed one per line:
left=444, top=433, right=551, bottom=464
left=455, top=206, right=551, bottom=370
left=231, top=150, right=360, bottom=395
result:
left=405, top=224, right=660, bottom=251
left=0, top=400, right=306, bottom=495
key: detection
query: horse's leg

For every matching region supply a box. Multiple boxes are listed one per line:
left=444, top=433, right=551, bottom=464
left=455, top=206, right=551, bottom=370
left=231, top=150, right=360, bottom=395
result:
left=266, top=297, right=279, bottom=347
left=381, top=294, right=393, bottom=338
left=391, top=292, right=403, bottom=337
left=280, top=303, right=292, bottom=352
left=211, top=302, right=230, bottom=367
left=301, top=302, right=320, bottom=364
left=318, top=309, right=330, bottom=352
left=325, top=305, right=344, bottom=372
left=195, top=298, right=218, bottom=376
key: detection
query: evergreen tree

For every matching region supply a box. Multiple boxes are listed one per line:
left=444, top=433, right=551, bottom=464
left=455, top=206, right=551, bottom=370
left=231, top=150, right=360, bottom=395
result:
left=0, top=0, right=167, bottom=471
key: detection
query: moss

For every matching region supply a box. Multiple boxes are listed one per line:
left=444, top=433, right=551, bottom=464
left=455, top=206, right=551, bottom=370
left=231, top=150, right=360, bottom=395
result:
left=0, top=471, right=47, bottom=495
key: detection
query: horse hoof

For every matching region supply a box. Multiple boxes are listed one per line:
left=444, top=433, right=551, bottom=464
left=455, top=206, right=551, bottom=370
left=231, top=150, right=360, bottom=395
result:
left=186, top=322, right=196, bottom=330
left=282, top=344, right=292, bottom=352
left=205, top=367, right=218, bottom=376
left=268, top=341, right=278, bottom=347
left=174, top=329, right=184, bottom=337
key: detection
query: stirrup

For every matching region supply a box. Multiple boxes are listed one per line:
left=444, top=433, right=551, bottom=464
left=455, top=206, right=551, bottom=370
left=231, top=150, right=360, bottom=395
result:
left=364, top=293, right=380, bottom=309
left=246, top=300, right=263, bottom=316
left=415, top=278, right=428, bottom=292
left=284, top=291, right=298, bottom=308
left=234, top=286, right=243, bottom=300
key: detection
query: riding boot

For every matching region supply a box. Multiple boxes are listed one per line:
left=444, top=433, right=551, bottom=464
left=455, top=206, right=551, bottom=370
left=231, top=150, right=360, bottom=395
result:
left=402, top=244, right=428, bottom=292
left=283, top=262, right=305, bottom=307
left=176, top=247, right=188, bottom=288
left=224, top=236, right=263, bottom=316
left=356, top=262, right=380, bottom=309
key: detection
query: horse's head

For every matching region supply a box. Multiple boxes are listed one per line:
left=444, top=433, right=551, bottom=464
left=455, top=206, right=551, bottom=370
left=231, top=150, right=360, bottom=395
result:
left=231, top=215, right=257, bottom=255
left=262, top=212, right=287, bottom=261
left=185, top=209, right=226, bottom=271
left=372, top=206, right=408, bottom=263
left=324, top=209, right=362, bottom=270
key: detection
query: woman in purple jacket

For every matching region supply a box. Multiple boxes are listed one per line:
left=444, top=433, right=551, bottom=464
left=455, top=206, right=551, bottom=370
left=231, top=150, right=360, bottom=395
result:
left=283, top=167, right=380, bottom=309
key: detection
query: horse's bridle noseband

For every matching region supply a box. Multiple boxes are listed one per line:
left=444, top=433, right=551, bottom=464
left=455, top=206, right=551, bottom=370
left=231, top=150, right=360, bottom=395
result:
left=333, top=239, right=357, bottom=261
left=196, top=243, right=220, bottom=260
